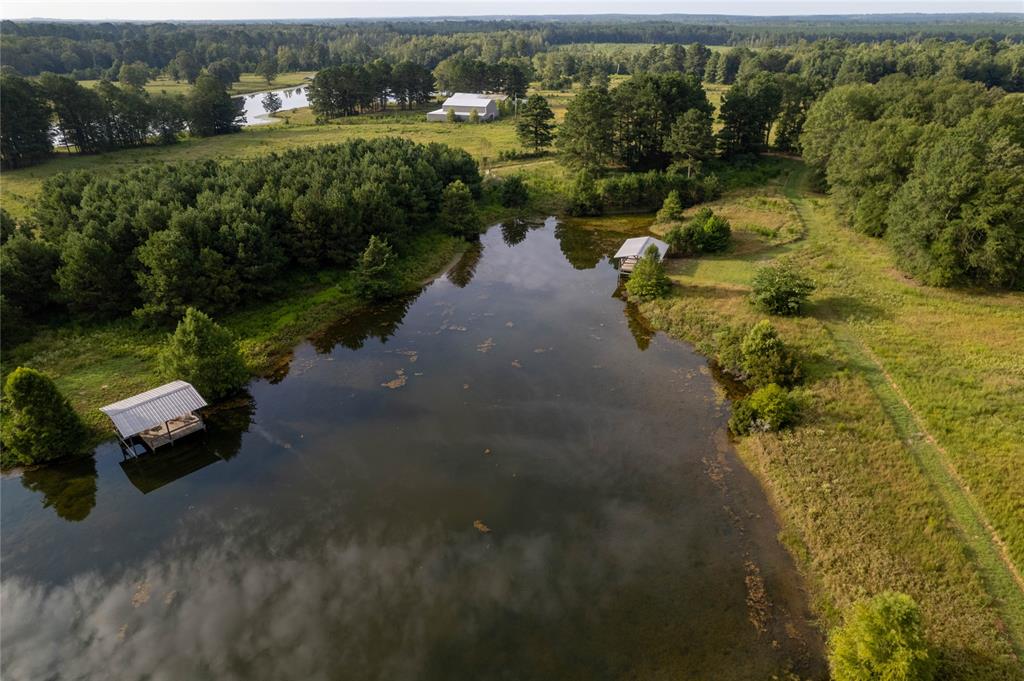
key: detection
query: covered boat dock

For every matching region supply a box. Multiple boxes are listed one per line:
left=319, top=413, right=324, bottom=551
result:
left=612, top=236, right=669, bottom=275
left=100, top=380, right=208, bottom=455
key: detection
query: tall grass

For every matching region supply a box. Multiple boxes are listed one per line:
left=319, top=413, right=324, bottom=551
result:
left=641, top=159, right=1024, bottom=679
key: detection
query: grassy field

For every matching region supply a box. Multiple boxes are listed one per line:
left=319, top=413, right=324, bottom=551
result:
left=639, top=161, right=1024, bottom=678
left=77, top=71, right=316, bottom=96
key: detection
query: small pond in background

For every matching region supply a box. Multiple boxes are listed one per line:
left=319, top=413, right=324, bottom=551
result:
left=1, top=218, right=825, bottom=680
left=236, top=85, right=310, bottom=125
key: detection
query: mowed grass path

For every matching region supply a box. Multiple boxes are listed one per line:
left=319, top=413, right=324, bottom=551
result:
left=643, top=162, right=1024, bottom=678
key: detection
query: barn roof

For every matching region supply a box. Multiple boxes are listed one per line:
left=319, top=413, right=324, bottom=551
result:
left=100, top=381, right=208, bottom=439
left=444, top=93, right=494, bottom=108
left=613, top=236, right=669, bottom=261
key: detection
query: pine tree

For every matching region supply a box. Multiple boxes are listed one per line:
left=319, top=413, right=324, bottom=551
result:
left=515, top=94, right=555, bottom=152
left=159, top=307, right=249, bottom=400
left=558, top=86, right=614, bottom=171
left=1, top=367, right=88, bottom=466
left=655, top=190, right=685, bottom=224
left=625, top=246, right=671, bottom=300
left=664, top=108, right=715, bottom=177
left=355, top=236, right=399, bottom=301
left=439, top=180, right=479, bottom=239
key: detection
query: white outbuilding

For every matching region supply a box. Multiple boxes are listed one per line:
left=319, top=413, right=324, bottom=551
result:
left=427, top=93, right=500, bottom=122
left=612, top=236, right=670, bottom=275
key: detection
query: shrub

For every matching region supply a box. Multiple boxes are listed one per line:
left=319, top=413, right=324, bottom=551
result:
left=740, top=320, right=800, bottom=388
left=1, top=367, right=88, bottom=466
left=625, top=245, right=671, bottom=300
left=439, top=180, right=480, bottom=238
left=713, top=324, right=747, bottom=376
left=829, top=592, right=936, bottom=681
left=468, top=108, right=480, bottom=124
left=666, top=207, right=732, bottom=256
left=355, top=236, right=399, bottom=301
left=158, top=307, right=249, bottom=401
left=696, top=212, right=731, bottom=253
left=499, top=174, right=529, bottom=208
left=655, top=190, right=686, bottom=223
left=750, top=261, right=815, bottom=315
left=446, top=108, right=456, bottom=123
left=728, top=383, right=798, bottom=435
left=701, top=173, right=723, bottom=201
left=567, top=170, right=603, bottom=217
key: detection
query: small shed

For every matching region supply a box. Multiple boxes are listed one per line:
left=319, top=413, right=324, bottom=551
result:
left=427, top=93, right=500, bottom=122
left=612, top=236, right=670, bottom=275
left=100, top=380, right=208, bottom=453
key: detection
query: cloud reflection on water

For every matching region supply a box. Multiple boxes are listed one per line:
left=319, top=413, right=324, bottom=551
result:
left=2, top=501, right=669, bottom=681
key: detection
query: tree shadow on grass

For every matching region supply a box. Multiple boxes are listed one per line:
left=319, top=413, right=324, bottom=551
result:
left=807, top=295, right=893, bottom=324
left=937, top=645, right=1024, bottom=681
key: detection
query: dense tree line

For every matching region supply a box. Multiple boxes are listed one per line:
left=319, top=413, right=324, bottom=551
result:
left=307, top=60, right=434, bottom=119
left=0, top=71, right=241, bottom=168
left=536, top=39, right=1023, bottom=95
left=802, top=76, right=1023, bottom=289
left=432, top=56, right=531, bottom=96
left=559, top=72, right=713, bottom=172
left=0, top=139, right=481, bottom=328
left=3, top=17, right=1019, bottom=78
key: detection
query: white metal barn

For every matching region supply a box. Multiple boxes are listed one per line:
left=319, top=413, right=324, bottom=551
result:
left=100, top=380, right=208, bottom=453
left=427, top=93, right=500, bottom=121
left=613, top=236, right=670, bottom=275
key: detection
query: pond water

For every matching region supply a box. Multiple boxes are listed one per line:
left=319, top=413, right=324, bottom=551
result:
left=0, top=219, right=824, bottom=681
left=235, top=85, right=310, bottom=125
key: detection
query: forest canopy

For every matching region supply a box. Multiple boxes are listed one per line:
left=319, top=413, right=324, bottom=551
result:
left=0, top=139, right=481, bottom=326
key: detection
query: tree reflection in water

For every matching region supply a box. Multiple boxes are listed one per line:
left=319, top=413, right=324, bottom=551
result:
left=613, top=283, right=656, bottom=351
left=447, top=241, right=484, bottom=288
left=499, top=217, right=545, bottom=247
left=118, top=393, right=255, bottom=495
left=310, top=292, right=421, bottom=354
left=20, top=457, right=98, bottom=522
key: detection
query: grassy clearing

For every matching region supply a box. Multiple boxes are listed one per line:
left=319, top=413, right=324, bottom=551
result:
left=77, top=71, right=316, bottom=96
left=636, top=160, right=1024, bottom=678
left=1, top=233, right=466, bottom=450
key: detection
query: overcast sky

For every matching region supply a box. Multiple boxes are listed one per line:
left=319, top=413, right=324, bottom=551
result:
left=4, top=0, right=1022, bottom=21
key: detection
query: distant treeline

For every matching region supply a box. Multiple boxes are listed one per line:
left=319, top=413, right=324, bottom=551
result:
left=0, top=72, right=243, bottom=168
left=0, top=139, right=481, bottom=330
left=540, top=38, right=1024, bottom=92
left=2, top=15, right=1022, bottom=77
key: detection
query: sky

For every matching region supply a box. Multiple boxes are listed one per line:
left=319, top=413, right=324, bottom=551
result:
left=4, top=0, right=1022, bottom=21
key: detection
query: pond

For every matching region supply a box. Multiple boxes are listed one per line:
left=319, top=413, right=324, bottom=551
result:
left=235, top=85, right=310, bottom=125
left=0, top=219, right=825, bottom=681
